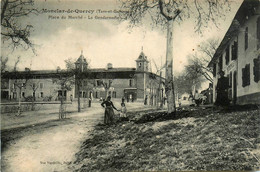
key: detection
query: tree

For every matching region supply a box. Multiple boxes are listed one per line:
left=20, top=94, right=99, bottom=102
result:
left=62, top=57, right=90, bottom=113
left=119, top=0, right=230, bottom=115
left=1, top=0, right=38, bottom=50
left=96, top=72, right=114, bottom=99
left=52, top=66, right=75, bottom=119
left=174, top=74, right=193, bottom=96
left=184, top=61, right=204, bottom=94
left=152, top=58, right=166, bottom=109
left=27, top=78, right=40, bottom=110
left=73, top=57, right=90, bottom=112
left=1, top=56, right=8, bottom=75
left=11, top=56, right=30, bottom=115
left=186, top=38, right=219, bottom=83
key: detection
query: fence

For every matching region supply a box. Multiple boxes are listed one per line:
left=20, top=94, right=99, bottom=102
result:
left=0, top=102, right=71, bottom=114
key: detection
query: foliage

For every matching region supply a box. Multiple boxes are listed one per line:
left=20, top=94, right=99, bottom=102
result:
left=174, top=74, right=194, bottom=95
left=1, top=56, right=8, bottom=74
left=119, top=0, right=230, bottom=114
left=43, top=96, right=52, bottom=101
left=185, top=38, right=219, bottom=83
left=24, top=95, right=34, bottom=102
left=1, top=0, right=39, bottom=51
left=119, top=0, right=230, bottom=32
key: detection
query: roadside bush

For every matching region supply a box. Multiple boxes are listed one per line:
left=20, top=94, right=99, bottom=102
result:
left=24, top=96, right=34, bottom=102
left=43, top=96, right=52, bottom=101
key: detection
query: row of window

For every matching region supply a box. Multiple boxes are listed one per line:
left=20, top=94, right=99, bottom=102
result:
left=214, top=56, right=259, bottom=88
left=94, top=91, right=117, bottom=98
left=12, top=82, right=44, bottom=89
left=94, top=79, right=134, bottom=87
left=214, top=17, right=260, bottom=77
left=12, top=92, right=45, bottom=98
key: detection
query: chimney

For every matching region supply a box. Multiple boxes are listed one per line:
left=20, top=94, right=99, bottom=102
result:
left=25, top=67, right=30, bottom=72
left=107, top=63, right=113, bottom=69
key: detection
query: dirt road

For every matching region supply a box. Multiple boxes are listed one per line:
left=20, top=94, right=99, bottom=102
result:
left=1, top=101, right=153, bottom=172
left=2, top=107, right=104, bottom=172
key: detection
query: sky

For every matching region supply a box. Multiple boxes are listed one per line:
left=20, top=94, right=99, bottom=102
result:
left=1, top=0, right=243, bottom=77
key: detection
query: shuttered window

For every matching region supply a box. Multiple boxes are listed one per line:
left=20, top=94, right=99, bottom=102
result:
left=242, top=64, right=250, bottom=87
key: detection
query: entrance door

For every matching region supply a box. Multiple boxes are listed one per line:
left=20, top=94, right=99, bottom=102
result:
left=233, top=71, right=237, bottom=105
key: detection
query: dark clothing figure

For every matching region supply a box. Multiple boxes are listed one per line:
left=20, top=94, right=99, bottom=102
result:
left=144, top=95, right=148, bottom=105
left=215, top=76, right=230, bottom=106
left=88, top=98, right=92, bottom=107
left=194, top=91, right=201, bottom=107
left=101, top=98, right=118, bottom=125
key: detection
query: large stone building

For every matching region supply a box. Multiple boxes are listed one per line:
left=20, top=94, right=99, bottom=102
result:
left=1, top=51, right=165, bottom=105
left=208, top=0, right=260, bottom=105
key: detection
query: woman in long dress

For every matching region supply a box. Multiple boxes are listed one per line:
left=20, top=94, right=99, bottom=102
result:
left=101, top=96, right=118, bottom=125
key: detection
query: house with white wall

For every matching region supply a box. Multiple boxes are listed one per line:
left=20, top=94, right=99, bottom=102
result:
left=208, top=0, right=260, bottom=105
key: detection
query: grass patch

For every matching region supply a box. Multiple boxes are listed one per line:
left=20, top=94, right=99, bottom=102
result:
left=73, top=106, right=260, bottom=171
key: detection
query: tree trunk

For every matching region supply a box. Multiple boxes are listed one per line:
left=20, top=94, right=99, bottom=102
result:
left=105, top=89, right=108, bottom=99
left=165, top=19, right=176, bottom=115
left=60, top=89, right=64, bottom=119
left=158, top=71, right=162, bottom=109
left=32, top=90, right=36, bottom=111
left=18, top=88, right=21, bottom=116
left=77, top=82, right=81, bottom=112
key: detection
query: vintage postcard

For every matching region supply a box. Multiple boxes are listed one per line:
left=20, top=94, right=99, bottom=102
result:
left=1, top=0, right=259, bottom=171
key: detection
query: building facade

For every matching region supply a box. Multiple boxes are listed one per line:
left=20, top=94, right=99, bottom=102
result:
left=208, top=0, right=260, bottom=105
left=1, top=51, right=165, bottom=105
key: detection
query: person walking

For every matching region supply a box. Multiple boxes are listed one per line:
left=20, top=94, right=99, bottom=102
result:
left=144, top=95, right=148, bottom=105
left=101, top=96, right=118, bottom=125
left=194, top=90, right=201, bottom=107
left=88, top=93, right=93, bottom=107
left=119, top=101, right=127, bottom=118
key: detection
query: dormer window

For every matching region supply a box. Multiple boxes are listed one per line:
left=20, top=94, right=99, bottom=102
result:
left=139, top=63, right=142, bottom=68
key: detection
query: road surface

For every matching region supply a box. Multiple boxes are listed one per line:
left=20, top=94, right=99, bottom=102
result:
left=1, top=101, right=153, bottom=172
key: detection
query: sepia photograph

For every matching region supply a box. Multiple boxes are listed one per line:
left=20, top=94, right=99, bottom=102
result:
left=1, top=0, right=260, bottom=171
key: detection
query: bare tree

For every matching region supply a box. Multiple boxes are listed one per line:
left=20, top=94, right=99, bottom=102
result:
left=184, top=60, right=204, bottom=93
left=1, top=56, right=9, bottom=74
left=98, top=75, right=113, bottom=99
left=186, top=38, right=219, bottom=83
left=52, top=66, right=75, bottom=119
left=27, top=79, right=40, bottom=110
left=1, top=0, right=38, bottom=50
left=11, top=56, right=30, bottom=115
left=63, top=57, right=90, bottom=113
left=119, top=0, right=230, bottom=115
left=199, top=38, right=219, bottom=61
